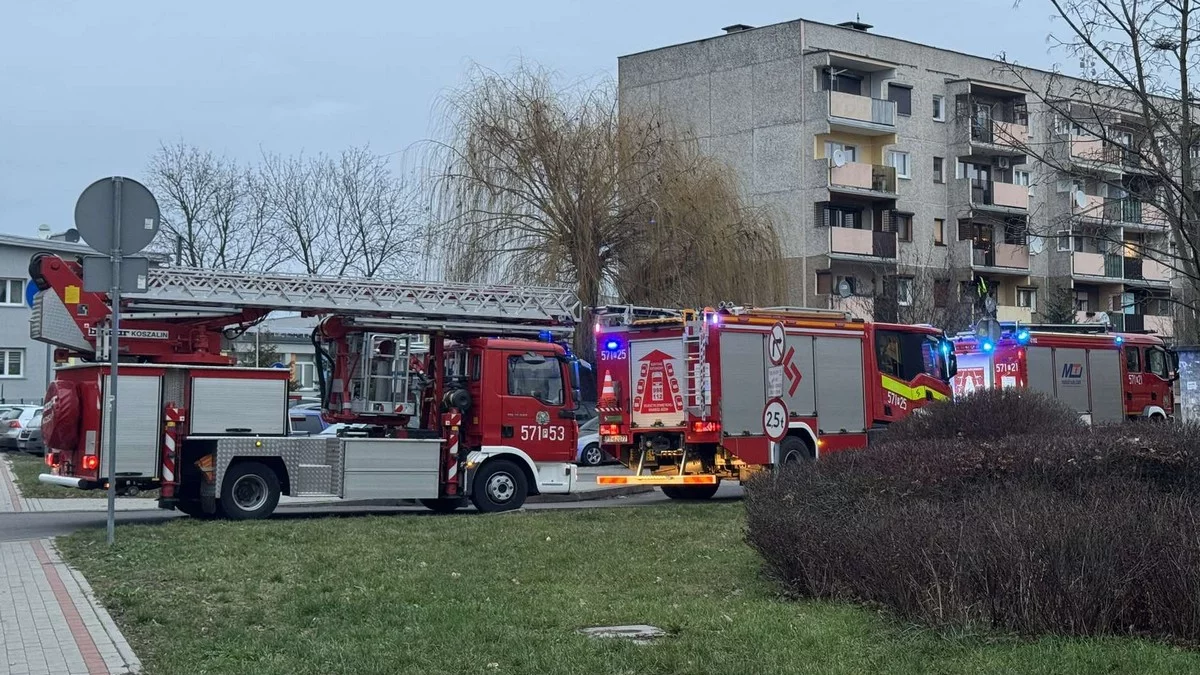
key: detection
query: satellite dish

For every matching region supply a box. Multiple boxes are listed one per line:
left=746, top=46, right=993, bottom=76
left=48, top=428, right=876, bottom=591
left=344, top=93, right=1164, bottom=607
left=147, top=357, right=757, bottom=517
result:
left=63, top=228, right=80, bottom=242
left=836, top=279, right=853, bottom=298
left=831, top=149, right=848, bottom=168
left=1029, top=236, right=1045, bottom=255
left=984, top=296, right=998, bottom=314
left=1074, top=190, right=1088, bottom=209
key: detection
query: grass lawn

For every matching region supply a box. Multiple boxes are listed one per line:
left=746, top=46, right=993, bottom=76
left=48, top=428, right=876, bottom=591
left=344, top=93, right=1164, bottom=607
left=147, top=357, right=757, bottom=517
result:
left=4, top=452, right=157, bottom=499
left=58, top=503, right=1200, bottom=675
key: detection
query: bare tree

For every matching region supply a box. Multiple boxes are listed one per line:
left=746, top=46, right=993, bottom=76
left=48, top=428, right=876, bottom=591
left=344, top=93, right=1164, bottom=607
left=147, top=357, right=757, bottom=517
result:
left=147, top=142, right=223, bottom=267
left=424, top=63, right=784, bottom=352
left=326, top=147, right=421, bottom=278
left=998, top=0, right=1200, bottom=336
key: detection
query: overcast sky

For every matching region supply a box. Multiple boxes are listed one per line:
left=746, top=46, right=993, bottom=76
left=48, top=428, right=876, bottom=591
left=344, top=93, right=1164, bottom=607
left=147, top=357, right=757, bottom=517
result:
left=0, top=0, right=1061, bottom=238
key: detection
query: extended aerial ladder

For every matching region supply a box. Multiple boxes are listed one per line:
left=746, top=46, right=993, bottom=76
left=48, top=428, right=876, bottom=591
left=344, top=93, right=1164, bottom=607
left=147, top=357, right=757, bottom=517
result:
left=30, top=252, right=586, bottom=517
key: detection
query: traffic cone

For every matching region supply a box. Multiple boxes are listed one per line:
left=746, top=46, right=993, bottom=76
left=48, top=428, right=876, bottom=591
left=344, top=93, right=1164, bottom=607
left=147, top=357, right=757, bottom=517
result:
left=598, top=371, right=617, bottom=409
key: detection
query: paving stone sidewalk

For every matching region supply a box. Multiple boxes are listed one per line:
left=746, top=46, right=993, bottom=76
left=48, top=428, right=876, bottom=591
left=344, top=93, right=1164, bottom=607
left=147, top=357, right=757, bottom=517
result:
left=0, top=539, right=141, bottom=674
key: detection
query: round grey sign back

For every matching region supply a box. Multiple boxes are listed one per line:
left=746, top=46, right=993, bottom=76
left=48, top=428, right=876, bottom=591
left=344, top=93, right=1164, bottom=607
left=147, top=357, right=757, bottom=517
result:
left=74, top=177, right=161, bottom=254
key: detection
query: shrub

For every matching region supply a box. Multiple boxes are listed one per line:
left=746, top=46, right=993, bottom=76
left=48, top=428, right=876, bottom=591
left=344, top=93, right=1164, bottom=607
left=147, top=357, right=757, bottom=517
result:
left=884, top=388, right=1084, bottom=443
left=745, top=422, right=1200, bottom=643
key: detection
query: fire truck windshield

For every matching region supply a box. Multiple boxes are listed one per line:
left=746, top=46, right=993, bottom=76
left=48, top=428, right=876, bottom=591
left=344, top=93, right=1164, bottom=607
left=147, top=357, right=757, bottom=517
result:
left=877, top=330, right=949, bottom=382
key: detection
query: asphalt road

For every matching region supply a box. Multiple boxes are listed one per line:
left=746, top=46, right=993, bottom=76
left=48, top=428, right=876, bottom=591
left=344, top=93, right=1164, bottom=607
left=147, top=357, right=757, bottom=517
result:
left=0, top=482, right=744, bottom=543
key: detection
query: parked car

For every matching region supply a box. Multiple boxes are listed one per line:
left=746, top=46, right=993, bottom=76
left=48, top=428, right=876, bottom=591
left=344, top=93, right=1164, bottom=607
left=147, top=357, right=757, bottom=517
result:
left=576, top=416, right=608, bottom=466
left=0, top=405, right=42, bottom=450
left=18, top=409, right=44, bottom=455
left=288, top=407, right=329, bottom=436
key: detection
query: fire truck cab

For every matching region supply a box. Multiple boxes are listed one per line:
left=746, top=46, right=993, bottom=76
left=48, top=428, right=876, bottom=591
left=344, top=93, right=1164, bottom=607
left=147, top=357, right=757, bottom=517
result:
left=29, top=252, right=585, bottom=518
left=592, top=305, right=957, bottom=497
left=951, top=322, right=1178, bottom=422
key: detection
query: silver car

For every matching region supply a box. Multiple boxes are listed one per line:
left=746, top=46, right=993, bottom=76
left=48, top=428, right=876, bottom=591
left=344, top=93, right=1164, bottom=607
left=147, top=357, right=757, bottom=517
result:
left=0, top=405, right=42, bottom=450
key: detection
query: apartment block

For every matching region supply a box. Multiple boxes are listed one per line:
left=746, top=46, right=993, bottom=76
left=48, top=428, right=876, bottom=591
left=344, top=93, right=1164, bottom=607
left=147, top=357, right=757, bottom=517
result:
left=618, top=18, right=1176, bottom=335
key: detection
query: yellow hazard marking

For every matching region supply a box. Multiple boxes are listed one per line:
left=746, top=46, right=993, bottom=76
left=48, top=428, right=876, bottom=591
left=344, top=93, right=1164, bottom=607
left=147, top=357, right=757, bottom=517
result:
left=64, top=285, right=80, bottom=304
left=597, top=474, right=719, bottom=485
left=881, top=375, right=950, bottom=402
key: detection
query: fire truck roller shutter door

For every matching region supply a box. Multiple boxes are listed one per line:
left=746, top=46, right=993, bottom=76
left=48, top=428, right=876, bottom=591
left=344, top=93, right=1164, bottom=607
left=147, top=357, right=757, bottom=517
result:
left=1089, top=348, right=1124, bottom=423
left=1053, top=348, right=1091, bottom=416
left=101, top=374, right=162, bottom=478
left=1026, top=346, right=1055, bottom=396
left=778, top=334, right=816, bottom=415
left=719, top=332, right=767, bottom=436
left=814, top=338, right=866, bottom=433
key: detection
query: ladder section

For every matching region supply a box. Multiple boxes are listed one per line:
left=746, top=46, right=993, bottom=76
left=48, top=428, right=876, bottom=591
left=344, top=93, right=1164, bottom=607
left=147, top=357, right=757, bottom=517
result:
left=682, top=312, right=712, bottom=418
left=133, top=267, right=580, bottom=326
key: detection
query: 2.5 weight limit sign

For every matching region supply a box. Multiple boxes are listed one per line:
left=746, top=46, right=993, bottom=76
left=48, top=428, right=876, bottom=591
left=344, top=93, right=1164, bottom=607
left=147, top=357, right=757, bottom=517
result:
left=762, top=397, right=788, bottom=442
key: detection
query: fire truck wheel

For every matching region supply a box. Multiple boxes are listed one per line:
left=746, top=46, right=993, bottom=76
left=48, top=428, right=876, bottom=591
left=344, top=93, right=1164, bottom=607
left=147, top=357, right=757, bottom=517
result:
left=470, top=459, right=528, bottom=513
left=777, top=436, right=813, bottom=469
left=219, top=461, right=281, bottom=520
left=660, top=483, right=720, bottom=500
left=419, top=498, right=466, bottom=514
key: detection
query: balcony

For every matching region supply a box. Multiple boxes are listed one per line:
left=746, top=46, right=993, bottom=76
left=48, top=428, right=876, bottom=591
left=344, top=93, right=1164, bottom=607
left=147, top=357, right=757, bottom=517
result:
left=828, top=161, right=897, bottom=197
left=828, top=91, right=897, bottom=135
left=971, top=242, right=1030, bottom=272
left=996, top=305, right=1033, bottom=323
left=971, top=119, right=1031, bottom=149
left=1115, top=199, right=1170, bottom=229
left=1069, top=137, right=1141, bottom=171
left=1072, top=193, right=1106, bottom=218
left=829, top=295, right=874, bottom=321
left=1124, top=256, right=1172, bottom=284
left=970, top=179, right=1028, bottom=211
left=1072, top=252, right=1124, bottom=279
left=829, top=227, right=897, bottom=260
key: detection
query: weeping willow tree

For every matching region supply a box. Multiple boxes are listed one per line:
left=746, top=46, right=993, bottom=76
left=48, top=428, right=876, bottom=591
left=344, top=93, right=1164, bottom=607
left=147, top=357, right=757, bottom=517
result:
left=424, top=63, right=784, bottom=354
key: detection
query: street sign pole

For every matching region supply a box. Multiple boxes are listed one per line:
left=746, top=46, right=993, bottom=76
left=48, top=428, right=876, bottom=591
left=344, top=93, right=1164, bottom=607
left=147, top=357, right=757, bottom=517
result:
left=105, top=178, right=124, bottom=546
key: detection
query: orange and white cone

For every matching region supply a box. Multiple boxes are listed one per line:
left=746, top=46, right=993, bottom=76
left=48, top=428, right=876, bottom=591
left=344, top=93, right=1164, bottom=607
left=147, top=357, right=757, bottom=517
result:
left=598, top=371, right=617, bottom=410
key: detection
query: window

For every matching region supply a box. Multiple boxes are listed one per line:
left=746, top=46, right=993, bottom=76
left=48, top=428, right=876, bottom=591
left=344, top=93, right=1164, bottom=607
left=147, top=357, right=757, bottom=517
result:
left=822, top=204, right=863, bottom=229
left=1125, top=346, right=1142, bottom=373
left=933, top=95, right=945, bottom=121
left=507, top=354, right=564, bottom=404
left=824, top=141, right=857, bottom=162
left=956, top=160, right=967, bottom=180
left=1014, top=170, right=1031, bottom=186
left=1057, top=230, right=1072, bottom=251
left=1075, top=290, right=1090, bottom=312
left=0, top=349, right=23, bottom=378
left=887, top=150, right=911, bottom=179
left=289, top=412, right=324, bottom=435
left=934, top=280, right=950, bottom=308
left=821, top=68, right=863, bottom=94
left=0, top=280, right=25, bottom=306
left=933, top=157, right=944, bottom=183
left=934, top=218, right=946, bottom=246
left=895, top=213, right=913, bottom=242
left=816, top=271, right=832, bottom=295
left=1147, top=348, right=1169, bottom=379
left=887, top=84, right=912, bottom=116
left=1017, top=287, right=1037, bottom=311
left=876, top=330, right=945, bottom=381
left=580, top=417, right=599, bottom=433
left=835, top=275, right=858, bottom=296
left=293, top=361, right=316, bottom=390
left=896, top=277, right=914, bottom=306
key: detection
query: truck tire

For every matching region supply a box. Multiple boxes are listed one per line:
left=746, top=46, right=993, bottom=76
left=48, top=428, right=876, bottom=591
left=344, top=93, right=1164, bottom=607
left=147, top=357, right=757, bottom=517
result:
left=470, top=459, right=528, bottom=513
left=777, top=435, right=813, bottom=470
left=420, top=498, right=466, bottom=514
left=660, top=483, right=720, bottom=500
left=218, top=461, right=281, bottom=520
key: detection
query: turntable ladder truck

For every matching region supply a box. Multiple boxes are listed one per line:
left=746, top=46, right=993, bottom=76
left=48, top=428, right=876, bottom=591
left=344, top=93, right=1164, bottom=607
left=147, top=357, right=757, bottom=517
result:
left=28, top=252, right=586, bottom=518
left=591, top=304, right=958, bottom=498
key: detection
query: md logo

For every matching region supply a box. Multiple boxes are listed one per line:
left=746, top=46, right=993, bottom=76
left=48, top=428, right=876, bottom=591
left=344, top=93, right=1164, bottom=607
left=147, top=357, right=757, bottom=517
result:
left=1061, top=363, right=1084, bottom=379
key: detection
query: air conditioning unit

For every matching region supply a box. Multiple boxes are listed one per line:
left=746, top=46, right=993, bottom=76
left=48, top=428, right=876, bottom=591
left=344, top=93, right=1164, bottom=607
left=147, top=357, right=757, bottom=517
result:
left=994, top=156, right=1011, bottom=169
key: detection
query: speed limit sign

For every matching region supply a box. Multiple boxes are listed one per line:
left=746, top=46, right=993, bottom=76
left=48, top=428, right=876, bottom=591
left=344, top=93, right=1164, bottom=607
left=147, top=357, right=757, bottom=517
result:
left=762, top=397, right=788, bottom=442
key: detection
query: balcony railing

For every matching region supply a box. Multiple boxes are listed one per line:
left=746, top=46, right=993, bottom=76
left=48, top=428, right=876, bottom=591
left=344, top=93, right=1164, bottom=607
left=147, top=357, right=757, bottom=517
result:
left=971, top=242, right=1030, bottom=269
left=829, top=227, right=897, bottom=259
left=1072, top=251, right=1124, bottom=278
left=828, top=161, right=897, bottom=194
left=1125, top=256, right=1172, bottom=282
left=829, top=91, right=896, bottom=127
left=970, top=179, right=1029, bottom=210
left=1070, top=137, right=1132, bottom=166
left=970, top=120, right=1030, bottom=147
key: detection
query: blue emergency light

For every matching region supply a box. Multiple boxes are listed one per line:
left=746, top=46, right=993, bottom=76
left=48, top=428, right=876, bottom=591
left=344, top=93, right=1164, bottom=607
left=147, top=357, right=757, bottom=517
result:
left=604, top=339, right=620, bottom=351
left=1016, top=330, right=1030, bottom=344
left=1115, top=335, right=1124, bottom=345
left=981, top=340, right=995, bottom=353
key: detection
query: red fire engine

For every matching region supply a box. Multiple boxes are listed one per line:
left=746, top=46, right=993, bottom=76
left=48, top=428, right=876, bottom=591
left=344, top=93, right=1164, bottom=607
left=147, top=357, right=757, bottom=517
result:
left=591, top=305, right=958, bottom=497
left=28, top=252, right=587, bottom=518
left=950, top=322, right=1178, bottom=422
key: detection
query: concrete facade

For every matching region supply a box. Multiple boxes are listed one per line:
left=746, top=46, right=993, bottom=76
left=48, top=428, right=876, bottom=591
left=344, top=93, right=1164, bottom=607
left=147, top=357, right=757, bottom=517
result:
left=0, top=235, right=94, bottom=403
left=619, top=18, right=1175, bottom=335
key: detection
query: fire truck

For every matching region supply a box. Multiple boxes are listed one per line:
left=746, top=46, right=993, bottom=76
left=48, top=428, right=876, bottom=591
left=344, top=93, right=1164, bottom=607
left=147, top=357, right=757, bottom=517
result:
left=950, top=322, right=1178, bottom=422
left=591, top=305, right=958, bottom=498
left=28, top=252, right=587, bottom=518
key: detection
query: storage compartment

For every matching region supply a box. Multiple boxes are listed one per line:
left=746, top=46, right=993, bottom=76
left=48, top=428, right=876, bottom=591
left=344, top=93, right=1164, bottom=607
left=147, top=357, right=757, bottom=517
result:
left=190, top=376, right=288, bottom=435
left=100, top=374, right=162, bottom=478
left=340, top=438, right=442, bottom=499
